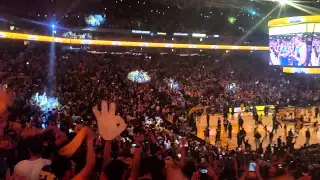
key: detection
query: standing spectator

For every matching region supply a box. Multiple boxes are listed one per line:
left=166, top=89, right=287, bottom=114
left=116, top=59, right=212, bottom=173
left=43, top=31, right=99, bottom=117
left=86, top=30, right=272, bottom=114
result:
left=50, top=127, right=96, bottom=179
left=305, top=128, right=311, bottom=145
left=206, top=113, right=210, bottom=127
left=238, top=116, right=244, bottom=130
left=223, top=118, right=229, bottom=132
left=254, top=131, right=261, bottom=150
left=315, top=106, right=319, bottom=118
left=269, top=129, right=274, bottom=144
left=13, top=137, right=51, bottom=180
left=215, top=127, right=221, bottom=143
left=277, top=136, right=282, bottom=147
left=228, top=123, right=232, bottom=139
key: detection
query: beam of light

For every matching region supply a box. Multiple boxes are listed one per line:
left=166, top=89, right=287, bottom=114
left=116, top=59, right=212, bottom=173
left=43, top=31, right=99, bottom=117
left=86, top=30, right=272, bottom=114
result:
left=18, top=17, right=70, bottom=31
left=0, top=13, right=67, bottom=31
left=277, top=5, right=283, bottom=18
left=48, top=15, right=57, bottom=93
left=263, top=0, right=315, bottom=5
left=234, top=5, right=279, bottom=46
left=21, top=18, right=52, bottom=28
left=279, top=0, right=289, bottom=5
left=0, top=17, right=8, bottom=23
left=57, top=0, right=82, bottom=24
left=48, top=40, right=56, bottom=92
left=295, top=3, right=320, bottom=13
left=204, top=0, right=247, bottom=11
left=286, top=2, right=320, bottom=14
left=296, top=4, right=320, bottom=14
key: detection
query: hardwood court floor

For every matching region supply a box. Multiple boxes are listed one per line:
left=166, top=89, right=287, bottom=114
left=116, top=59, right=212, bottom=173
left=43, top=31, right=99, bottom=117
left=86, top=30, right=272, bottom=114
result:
left=196, top=112, right=320, bottom=149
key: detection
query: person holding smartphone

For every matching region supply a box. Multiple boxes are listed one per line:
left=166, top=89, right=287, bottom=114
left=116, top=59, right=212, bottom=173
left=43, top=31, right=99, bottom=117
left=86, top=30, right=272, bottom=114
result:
left=239, top=161, right=263, bottom=180
left=191, top=165, right=218, bottom=180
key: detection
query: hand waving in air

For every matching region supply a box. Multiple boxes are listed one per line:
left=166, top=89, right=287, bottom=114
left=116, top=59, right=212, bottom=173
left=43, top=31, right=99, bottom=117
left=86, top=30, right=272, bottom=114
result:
left=93, top=101, right=127, bottom=140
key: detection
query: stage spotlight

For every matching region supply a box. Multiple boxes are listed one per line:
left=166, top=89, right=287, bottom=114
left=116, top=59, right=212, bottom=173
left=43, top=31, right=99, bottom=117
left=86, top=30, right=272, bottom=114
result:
left=279, top=0, right=289, bottom=5
left=51, top=24, right=55, bottom=28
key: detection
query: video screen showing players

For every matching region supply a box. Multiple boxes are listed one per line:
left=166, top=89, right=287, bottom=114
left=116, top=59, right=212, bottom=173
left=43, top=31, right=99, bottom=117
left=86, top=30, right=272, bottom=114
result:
left=269, top=24, right=320, bottom=67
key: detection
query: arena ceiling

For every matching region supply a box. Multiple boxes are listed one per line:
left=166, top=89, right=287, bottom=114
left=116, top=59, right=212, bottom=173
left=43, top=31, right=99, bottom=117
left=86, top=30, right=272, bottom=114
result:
left=152, top=0, right=320, bottom=15
left=1, top=0, right=319, bottom=17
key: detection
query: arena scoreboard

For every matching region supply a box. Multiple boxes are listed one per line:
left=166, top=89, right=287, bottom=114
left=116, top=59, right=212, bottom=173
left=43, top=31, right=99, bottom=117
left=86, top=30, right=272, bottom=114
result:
left=268, top=15, right=320, bottom=74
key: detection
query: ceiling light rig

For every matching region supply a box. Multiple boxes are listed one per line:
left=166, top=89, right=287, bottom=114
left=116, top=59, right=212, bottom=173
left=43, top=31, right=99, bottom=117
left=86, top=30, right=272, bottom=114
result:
left=279, top=0, right=289, bottom=5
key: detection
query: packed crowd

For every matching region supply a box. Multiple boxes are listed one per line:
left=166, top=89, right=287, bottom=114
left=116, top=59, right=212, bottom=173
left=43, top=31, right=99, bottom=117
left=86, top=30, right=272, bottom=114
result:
left=1, top=42, right=320, bottom=180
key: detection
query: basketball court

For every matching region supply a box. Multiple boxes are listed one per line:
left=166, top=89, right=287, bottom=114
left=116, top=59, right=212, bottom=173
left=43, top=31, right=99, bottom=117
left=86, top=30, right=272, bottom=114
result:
left=196, top=112, right=320, bottom=149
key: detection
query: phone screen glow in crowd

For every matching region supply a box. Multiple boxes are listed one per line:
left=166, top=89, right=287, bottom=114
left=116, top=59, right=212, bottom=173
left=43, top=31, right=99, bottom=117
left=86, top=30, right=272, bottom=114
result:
left=268, top=16, right=320, bottom=74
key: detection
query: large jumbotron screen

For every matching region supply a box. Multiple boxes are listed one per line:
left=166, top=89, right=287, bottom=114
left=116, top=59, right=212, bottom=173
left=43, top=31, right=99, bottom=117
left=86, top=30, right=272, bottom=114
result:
left=268, top=16, right=320, bottom=74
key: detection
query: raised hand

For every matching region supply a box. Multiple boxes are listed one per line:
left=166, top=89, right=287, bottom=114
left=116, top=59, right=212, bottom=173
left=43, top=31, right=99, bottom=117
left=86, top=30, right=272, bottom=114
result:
left=93, top=101, right=127, bottom=140
left=86, top=126, right=96, bottom=141
left=0, top=90, right=10, bottom=116
left=133, top=133, right=144, bottom=146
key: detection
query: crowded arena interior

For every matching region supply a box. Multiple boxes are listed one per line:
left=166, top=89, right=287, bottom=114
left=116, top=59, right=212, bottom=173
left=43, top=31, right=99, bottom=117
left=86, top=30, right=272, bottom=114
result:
left=1, top=0, right=320, bottom=180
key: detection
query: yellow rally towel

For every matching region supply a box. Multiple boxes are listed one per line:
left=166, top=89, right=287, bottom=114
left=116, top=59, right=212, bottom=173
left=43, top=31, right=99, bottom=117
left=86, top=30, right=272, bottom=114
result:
left=59, top=127, right=88, bottom=157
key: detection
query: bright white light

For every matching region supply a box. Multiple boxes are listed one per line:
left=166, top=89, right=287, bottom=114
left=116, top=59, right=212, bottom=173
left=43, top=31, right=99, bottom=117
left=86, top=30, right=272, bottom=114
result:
left=51, top=24, right=55, bottom=28
left=279, top=0, right=289, bottom=5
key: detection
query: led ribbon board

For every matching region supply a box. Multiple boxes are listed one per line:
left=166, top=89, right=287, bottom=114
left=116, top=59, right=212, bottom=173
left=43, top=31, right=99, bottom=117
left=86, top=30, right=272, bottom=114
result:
left=0, top=31, right=269, bottom=51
